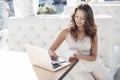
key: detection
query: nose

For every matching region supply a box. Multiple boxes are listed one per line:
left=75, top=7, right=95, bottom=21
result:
left=78, top=18, right=82, bottom=22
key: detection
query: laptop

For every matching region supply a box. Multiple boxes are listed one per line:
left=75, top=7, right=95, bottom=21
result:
left=25, top=45, right=70, bottom=71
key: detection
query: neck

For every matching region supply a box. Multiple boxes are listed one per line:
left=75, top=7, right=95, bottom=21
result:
left=78, top=26, right=84, bottom=33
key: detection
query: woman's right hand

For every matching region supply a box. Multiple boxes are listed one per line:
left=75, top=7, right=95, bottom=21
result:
left=50, top=53, right=58, bottom=60
left=48, top=49, right=58, bottom=60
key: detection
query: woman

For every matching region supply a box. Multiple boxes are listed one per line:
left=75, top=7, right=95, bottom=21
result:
left=49, top=4, right=113, bottom=80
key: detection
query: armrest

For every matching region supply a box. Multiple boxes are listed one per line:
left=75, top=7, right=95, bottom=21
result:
left=113, top=45, right=120, bottom=69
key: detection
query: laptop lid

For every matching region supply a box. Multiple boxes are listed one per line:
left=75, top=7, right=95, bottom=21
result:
left=26, top=45, right=70, bottom=71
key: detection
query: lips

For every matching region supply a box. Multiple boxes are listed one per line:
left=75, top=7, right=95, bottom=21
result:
left=76, top=23, right=81, bottom=26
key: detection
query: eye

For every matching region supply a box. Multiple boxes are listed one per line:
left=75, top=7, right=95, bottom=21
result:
left=75, top=16, right=79, bottom=18
left=81, top=17, right=85, bottom=20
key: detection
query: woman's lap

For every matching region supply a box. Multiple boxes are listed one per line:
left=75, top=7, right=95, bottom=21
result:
left=64, top=72, right=95, bottom=80
left=63, top=59, right=113, bottom=80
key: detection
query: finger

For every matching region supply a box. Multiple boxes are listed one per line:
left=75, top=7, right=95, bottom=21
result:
left=73, top=54, right=79, bottom=59
left=51, top=55, right=58, bottom=60
left=51, top=56, right=56, bottom=60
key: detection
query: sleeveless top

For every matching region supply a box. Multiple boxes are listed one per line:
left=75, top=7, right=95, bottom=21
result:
left=65, top=32, right=92, bottom=56
left=65, top=31, right=103, bottom=72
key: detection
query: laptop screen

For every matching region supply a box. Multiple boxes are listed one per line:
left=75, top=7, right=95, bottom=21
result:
left=52, top=63, right=61, bottom=69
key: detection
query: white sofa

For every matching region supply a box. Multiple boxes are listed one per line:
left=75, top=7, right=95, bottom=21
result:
left=2, top=14, right=119, bottom=79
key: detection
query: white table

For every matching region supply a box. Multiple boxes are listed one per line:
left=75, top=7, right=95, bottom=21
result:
left=0, top=50, right=70, bottom=80
left=0, top=50, right=38, bottom=80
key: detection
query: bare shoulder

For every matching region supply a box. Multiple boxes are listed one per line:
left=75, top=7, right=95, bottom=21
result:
left=58, top=28, right=70, bottom=39
left=61, top=28, right=69, bottom=34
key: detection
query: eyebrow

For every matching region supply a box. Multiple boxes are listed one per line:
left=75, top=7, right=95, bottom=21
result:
left=75, top=15, right=85, bottom=18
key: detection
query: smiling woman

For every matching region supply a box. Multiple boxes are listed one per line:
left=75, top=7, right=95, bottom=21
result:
left=48, top=4, right=113, bottom=80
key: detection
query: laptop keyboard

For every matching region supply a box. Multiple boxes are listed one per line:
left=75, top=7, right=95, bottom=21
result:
left=52, top=63, right=61, bottom=69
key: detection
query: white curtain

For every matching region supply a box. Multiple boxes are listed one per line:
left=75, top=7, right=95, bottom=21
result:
left=13, top=0, right=39, bottom=17
left=32, top=0, right=39, bottom=15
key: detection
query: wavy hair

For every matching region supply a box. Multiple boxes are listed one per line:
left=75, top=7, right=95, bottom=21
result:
left=70, top=4, right=97, bottom=41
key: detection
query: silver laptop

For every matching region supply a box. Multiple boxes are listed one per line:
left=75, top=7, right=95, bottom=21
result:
left=25, top=45, right=70, bottom=71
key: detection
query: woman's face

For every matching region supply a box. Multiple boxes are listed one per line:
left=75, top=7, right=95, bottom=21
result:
left=74, top=9, right=86, bottom=28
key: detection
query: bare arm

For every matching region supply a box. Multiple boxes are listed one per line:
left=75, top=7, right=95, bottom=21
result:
left=74, top=34, right=98, bottom=61
left=48, top=29, right=68, bottom=60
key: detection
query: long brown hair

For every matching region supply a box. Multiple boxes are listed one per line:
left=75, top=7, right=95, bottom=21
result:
left=70, top=4, right=97, bottom=41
